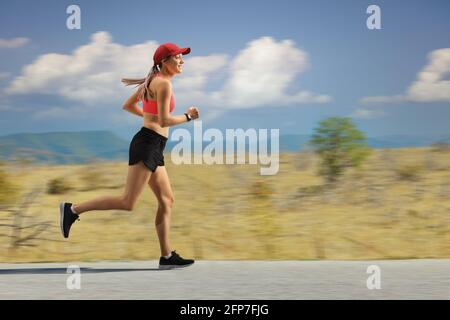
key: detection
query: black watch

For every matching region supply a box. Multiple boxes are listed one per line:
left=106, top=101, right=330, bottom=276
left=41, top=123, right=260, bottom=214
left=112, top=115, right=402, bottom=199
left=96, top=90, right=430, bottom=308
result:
left=184, top=113, right=192, bottom=121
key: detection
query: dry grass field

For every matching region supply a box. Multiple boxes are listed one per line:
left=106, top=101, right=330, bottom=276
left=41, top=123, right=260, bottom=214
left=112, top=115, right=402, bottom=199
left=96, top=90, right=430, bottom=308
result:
left=1, top=146, right=450, bottom=262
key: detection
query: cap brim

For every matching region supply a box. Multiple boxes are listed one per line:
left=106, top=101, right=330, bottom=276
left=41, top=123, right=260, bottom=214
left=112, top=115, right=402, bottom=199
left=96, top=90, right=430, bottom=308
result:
left=179, top=47, right=191, bottom=55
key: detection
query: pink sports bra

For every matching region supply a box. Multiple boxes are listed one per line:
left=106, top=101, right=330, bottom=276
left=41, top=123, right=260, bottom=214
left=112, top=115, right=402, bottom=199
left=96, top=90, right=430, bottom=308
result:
left=142, top=74, right=175, bottom=115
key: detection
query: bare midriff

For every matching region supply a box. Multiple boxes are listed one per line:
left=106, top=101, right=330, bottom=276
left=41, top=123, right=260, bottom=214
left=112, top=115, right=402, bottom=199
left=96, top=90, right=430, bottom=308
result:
left=143, top=113, right=169, bottom=138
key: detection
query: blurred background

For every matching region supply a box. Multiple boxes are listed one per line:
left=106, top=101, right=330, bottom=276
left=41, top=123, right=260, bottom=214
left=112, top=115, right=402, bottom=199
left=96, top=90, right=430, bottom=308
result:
left=1, top=0, right=449, bottom=262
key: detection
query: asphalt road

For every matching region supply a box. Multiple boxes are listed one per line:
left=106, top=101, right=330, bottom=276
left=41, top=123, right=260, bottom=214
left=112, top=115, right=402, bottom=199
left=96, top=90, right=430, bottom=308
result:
left=1, top=260, right=449, bottom=299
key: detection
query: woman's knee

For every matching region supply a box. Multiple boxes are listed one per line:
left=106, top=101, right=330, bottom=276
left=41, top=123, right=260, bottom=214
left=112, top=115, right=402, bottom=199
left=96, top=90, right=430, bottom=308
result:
left=159, top=195, right=174, bottom=210
left=120, top=195, right=135, bottom=211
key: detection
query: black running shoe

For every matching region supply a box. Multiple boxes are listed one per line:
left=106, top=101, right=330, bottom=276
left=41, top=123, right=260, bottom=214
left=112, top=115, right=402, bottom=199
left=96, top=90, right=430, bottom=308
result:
left=159, top=250, right=195, bottom=269
left=60, top=202, right=80, bottom=238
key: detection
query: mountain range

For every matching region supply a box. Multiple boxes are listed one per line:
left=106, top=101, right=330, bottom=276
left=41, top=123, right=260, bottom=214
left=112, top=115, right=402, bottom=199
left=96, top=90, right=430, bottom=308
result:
left=0, top=131, right=449, bottom=164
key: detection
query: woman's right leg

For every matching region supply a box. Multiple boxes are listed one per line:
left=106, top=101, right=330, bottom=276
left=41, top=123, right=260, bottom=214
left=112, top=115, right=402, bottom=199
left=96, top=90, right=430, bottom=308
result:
left=73, top=161, right=152, bottom=214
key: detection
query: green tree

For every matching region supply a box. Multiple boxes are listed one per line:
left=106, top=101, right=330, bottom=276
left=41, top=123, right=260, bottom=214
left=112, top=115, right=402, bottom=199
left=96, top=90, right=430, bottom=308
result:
left=309, top=116, right=372, bottom=183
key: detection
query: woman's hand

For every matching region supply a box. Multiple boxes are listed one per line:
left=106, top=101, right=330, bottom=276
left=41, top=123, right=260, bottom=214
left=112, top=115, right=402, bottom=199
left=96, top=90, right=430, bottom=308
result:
left=187, top=106, right=199, bottom=120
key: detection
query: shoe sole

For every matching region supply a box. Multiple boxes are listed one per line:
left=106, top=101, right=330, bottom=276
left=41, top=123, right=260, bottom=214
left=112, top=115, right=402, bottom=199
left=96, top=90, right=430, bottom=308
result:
left=59, top=202, right=66, bottom=238
left=159, top=263, right=195, bottom=270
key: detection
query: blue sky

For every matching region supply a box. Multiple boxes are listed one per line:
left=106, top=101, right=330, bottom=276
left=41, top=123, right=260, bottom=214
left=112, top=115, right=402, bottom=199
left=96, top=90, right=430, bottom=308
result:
left=0, top=0, right=449, bottom=140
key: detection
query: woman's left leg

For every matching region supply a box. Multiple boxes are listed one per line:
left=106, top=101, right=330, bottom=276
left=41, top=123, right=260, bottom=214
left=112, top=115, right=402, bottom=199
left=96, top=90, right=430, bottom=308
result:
left=148, top=166, right=174, bottom=257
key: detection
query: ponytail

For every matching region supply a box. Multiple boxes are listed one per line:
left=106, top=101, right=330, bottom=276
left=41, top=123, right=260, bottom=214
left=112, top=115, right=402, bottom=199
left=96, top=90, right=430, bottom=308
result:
left=121, top=64, right=161, bottom=101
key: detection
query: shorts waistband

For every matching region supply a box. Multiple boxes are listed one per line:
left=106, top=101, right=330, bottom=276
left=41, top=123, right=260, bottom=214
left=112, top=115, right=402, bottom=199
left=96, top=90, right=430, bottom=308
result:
left=139, top=127, right=168, bottom=141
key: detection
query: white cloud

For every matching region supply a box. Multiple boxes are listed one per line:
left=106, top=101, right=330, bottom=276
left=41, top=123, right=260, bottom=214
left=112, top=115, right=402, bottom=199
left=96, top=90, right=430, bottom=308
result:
left=5, top=32, right=157, bottom=107
left=4, top=32, right=330, bottom=120
left=407, top=48, right=450, bottom=101
left=350, top=108, right=386, bottom=119
left=0, top=37, right=30, bottom=48
left=361, top=48, right=450, bottom=104
left=179, top=36, right=331, bottom=109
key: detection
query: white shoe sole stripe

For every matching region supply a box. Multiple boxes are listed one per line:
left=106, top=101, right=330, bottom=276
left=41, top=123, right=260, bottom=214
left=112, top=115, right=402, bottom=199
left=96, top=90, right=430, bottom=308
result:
left=158, top=263, right=194, bottom=270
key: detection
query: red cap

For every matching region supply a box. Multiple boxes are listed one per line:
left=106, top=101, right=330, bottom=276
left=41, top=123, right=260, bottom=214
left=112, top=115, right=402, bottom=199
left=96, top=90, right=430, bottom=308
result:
left=153, top=43, right=191, bottom=65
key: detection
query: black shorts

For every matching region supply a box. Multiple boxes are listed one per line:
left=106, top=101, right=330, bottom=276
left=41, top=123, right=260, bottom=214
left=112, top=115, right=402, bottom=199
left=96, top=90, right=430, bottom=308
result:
left=128, top=127, right=168, bottom=172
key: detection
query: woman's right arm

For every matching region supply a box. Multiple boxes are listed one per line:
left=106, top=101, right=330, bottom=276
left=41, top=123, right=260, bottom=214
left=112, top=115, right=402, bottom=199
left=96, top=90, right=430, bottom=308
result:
left=157, top=80, right=199, bottom=127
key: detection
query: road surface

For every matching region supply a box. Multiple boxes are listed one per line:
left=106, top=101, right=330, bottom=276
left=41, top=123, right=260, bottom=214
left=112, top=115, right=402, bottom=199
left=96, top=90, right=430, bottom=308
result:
left=1, top=260, right=449, bottom=299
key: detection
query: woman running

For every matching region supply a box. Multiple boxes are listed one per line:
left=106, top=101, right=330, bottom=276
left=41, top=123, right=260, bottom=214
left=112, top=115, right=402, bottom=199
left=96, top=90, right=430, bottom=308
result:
left=59, top=43, right=199, bottom=269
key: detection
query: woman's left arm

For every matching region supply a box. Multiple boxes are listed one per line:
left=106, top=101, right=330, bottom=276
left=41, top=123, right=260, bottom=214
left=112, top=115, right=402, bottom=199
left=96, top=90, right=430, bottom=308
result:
left=122, top=89, right=143, bottom=117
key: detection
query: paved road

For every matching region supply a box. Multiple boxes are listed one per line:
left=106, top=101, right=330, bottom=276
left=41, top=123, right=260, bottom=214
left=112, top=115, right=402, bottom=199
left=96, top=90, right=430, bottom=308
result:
left=1, top=260, right=449, bottom=299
